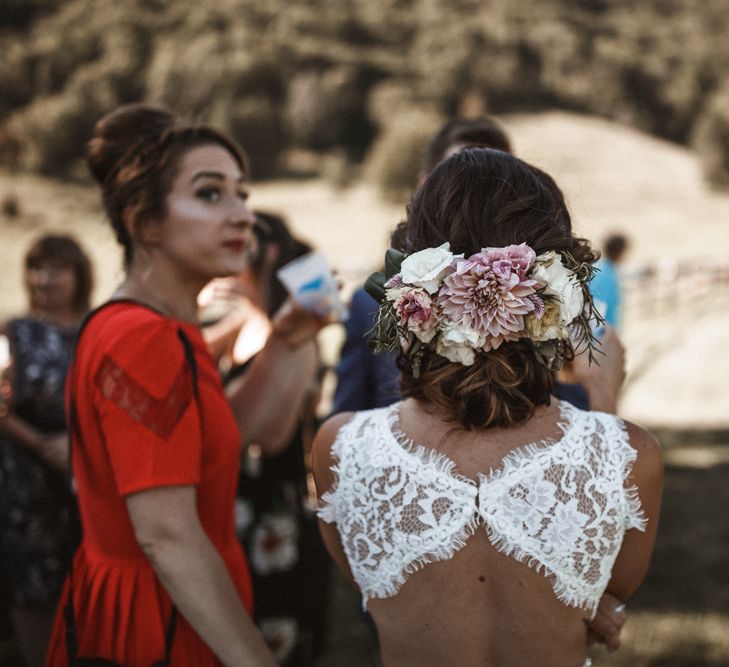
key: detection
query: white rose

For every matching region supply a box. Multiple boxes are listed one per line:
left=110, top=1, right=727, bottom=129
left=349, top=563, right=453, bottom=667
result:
left=435, top=323, right=481, bottom=365
left=524, top=301, right=568, bottom=342
left=532, top=252, right=584, bottom=324
left=385, top=286, right=405, bottom=301
left=400, top=243, right=459, bottom=294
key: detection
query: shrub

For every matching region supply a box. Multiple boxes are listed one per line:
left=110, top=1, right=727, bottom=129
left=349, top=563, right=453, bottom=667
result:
left=9, top=63, right=120, bottom=176
left=145, top=32, right=226, bottom=118
left=366, top=80, right=417, bottom=127
left=363, top=108, right=443, bottom=203
left=225, top=95, right=285, bottom=180
left=692, top=87, right=729, bottom=190
left=0, top=0, right=61, bottom=30
left=0, top=37, right=36, bottom=116
left=2, top=194, right=21, bottom=218
left=284, top=66, right=373, bottom=154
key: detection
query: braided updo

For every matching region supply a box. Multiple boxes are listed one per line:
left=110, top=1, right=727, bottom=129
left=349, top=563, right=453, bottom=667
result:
left=393, top=148, right=597, bottom=430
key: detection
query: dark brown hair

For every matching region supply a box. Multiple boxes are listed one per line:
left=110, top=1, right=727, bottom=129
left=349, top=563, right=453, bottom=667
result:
left=394, top=148, right=597, bottom=430
left=424, top=116, right=512, bottom=173
left=87, top=103, right=248, bottom=266
left=25, top=233, right=93, bottom=315
left=604, top=233, right=628, bottom=262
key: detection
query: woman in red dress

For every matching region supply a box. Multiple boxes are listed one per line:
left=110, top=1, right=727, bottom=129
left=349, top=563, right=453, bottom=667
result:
left=44, top=104, right=322, bottom=665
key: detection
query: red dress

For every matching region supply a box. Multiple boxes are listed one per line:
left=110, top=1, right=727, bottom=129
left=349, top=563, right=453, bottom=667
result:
left=45, top=303, right=254, bottom=666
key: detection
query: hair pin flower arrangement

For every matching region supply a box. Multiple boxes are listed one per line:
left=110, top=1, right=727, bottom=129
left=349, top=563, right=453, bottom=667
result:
left=365, top=242, right=603, bottom=376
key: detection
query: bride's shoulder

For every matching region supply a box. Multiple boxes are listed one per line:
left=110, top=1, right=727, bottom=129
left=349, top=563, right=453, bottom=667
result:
left=565, top=404, right=662, bottom=467
left=622, top=420, right=663, bottom=476
left=311, top=411, right=357, bottom=496
left=316, top=411, right=358, bottom=447
left=583, top=409, right=663, bottom=488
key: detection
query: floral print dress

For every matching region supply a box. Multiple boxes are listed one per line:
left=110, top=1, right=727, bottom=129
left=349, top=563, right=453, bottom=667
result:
left=0, top=317, right=76, bottom=608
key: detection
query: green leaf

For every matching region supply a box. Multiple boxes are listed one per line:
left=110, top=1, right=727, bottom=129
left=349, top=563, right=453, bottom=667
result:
left=364, top=271, right=386, bottom=302
left=384, top=248, right=406, bottom=279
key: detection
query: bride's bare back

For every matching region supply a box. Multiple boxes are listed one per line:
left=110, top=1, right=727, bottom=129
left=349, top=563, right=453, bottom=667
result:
left=313, top=399, right=662, bottom=667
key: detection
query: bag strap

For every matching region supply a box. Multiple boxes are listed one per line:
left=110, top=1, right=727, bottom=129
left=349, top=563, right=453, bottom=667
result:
left=64, top=301, right=204, bottom=664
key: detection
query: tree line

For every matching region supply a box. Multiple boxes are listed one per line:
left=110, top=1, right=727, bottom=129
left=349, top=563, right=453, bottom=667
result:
left=1, top=0, right=728, bottom=195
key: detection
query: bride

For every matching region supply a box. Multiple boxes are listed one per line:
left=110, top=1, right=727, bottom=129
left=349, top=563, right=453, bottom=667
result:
left=313, top=148, right=662, bottom=667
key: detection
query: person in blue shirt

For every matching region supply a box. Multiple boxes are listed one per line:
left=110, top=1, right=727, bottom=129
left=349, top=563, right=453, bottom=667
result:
left=591, top=234, right=629, bottom=329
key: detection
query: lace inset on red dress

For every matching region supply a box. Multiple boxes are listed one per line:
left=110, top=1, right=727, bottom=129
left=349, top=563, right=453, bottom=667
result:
left=94, top=354, right=193, bottom=439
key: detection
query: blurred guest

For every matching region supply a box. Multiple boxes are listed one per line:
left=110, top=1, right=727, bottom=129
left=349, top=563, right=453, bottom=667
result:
left=44, top=102, right=319, bottom=666
left=591, top=233, right=629, bottom=329
left=421, top=116, right=512, bottom=177
left=314, top=148, right=663, bottom=667
left=0, top=234, right=92, bottom=667
left=203, top=212, right=331, bottom=665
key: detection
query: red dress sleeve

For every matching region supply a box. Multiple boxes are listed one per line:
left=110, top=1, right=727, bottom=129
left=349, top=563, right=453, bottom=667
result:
left=93, top=316, right=202, bottom=496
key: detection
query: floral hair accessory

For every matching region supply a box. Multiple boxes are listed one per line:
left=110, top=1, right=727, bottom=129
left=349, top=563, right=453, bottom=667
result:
left=365, top=242, right=603, bottom=375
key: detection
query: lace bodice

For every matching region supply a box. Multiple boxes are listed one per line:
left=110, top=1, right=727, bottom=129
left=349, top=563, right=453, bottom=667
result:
left=318, top=402, right=646, bottom=616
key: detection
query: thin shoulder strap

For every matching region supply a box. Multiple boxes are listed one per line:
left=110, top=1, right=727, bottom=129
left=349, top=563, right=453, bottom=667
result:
left=177, top=327, right=200, bottom=399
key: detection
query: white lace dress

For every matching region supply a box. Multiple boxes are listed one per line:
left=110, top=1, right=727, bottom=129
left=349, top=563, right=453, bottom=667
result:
left=319, top=401, right=646, bottom=618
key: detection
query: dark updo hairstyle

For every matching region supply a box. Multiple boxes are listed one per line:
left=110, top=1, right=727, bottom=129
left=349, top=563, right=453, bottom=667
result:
left=87, top=103, right=248, bottom=267
left=25, top=233, right=93, bottom=315
left=393, top=147, right=597, bottom=430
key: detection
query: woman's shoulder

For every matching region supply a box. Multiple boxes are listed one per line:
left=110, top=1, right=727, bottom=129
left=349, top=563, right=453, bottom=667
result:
left=577, top=405, right=661, bottom=453
left=87, top=300, right=168, bottom=328
left=571, top=405, right=663, bottom=481
left=1, top=316, right=78, bottom=344
left=83, top=302, right=186, bottom=343
left=79, top=302, right=196, bottom=386
left=621, top=419, right=663, bottom=478
left=314, top=411, right=359, bottom=453
left=312, top=408, right=392, bottom=494
left=312, top=412, right=354, bottom=496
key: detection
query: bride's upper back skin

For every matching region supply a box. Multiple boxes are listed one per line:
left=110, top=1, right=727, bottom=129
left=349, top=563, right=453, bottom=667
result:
left=313, top=149, right=663, bottom=667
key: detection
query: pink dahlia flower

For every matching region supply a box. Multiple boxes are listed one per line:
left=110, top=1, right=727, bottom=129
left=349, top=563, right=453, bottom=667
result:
left=384, top=275, right=405, bottom=290
left=438, top=245, right=542, bottom=350
left=394, top=288, right=438, bottom=342
left=481, top=243, right=536, bottom=280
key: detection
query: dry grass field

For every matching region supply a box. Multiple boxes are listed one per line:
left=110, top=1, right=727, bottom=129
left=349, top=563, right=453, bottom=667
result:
left=1, top=111, right=727, bottom=665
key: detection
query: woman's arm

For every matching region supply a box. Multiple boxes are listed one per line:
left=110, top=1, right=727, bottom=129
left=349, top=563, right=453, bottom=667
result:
left=605, top=422, right=663, bottom=600
left=569, top=326, right=626, bottom=414
left=126, top=485, right=277, bottom=667
left=311, top=412, right=358, bottom=587
left=586, top=590, right=627, bottom=652
left=0, top=322, right=68, bottom=470
left=203, top=308, right=249, bottom=365
left=0, top=414, right=68, bottom=471
left=226, top=337, right=318, bottom=455
left=584, top=424, right=661, bottom=654
left=226, top=299, right=327, bottom=455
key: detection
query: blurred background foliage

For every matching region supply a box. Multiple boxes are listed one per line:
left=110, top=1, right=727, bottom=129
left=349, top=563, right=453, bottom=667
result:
left=2, top=0, right=729, bottom=193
